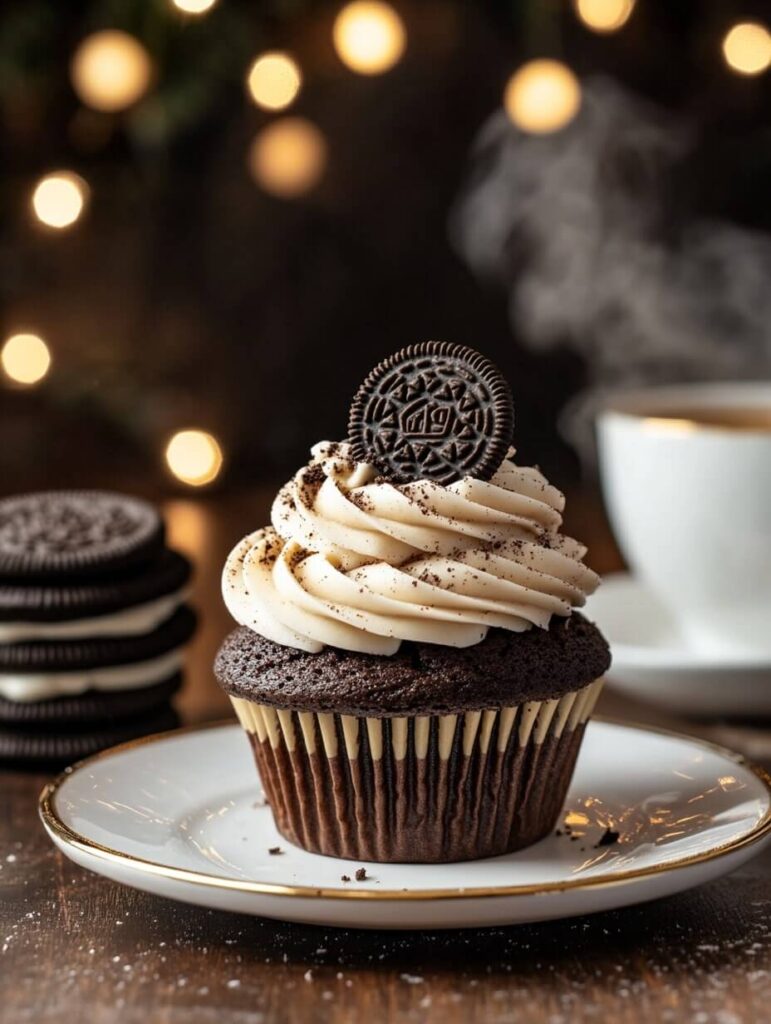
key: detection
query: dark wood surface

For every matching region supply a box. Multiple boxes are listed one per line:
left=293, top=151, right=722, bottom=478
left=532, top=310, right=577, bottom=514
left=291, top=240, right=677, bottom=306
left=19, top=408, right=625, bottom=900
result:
left=2, top=490, right=771, bottom=1024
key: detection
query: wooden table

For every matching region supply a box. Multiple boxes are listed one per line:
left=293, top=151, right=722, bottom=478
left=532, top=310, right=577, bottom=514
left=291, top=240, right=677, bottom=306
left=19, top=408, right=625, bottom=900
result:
left=2, top=491, right=770, bottom=1024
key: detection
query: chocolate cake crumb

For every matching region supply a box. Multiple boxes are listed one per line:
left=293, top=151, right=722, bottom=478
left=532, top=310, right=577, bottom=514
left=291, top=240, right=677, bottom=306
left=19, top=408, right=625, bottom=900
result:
left=596, top=828, right=620, bottom=848
left=355, top=868, right=367, bottom=881
left=340, top=875, right=351, bottom=883
left=268, top=846, right=283, bottom=855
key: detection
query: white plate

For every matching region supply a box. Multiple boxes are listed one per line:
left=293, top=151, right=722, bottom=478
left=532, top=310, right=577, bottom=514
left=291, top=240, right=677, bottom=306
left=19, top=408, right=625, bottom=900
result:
left=586, top=573, right=771, bottom=716
left=40, top=719, right=771, bottom=930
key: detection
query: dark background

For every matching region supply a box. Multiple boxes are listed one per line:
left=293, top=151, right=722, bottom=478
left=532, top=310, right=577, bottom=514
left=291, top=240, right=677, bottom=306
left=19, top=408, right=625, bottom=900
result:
left=1, top=0, right=769, bottom=496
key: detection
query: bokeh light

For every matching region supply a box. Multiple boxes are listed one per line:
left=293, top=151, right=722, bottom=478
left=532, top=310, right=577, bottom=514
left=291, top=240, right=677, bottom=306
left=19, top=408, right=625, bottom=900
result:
left=574, top=0, right=635, bottom=34
left=246, top=52, right=302, bottom=111
left=165, top=499, right=211, bottom=556
left=504, top=59, right=581, bottom=134
left=70, top=31, right=153, bottom=112
left=333, top=1, right=406, bottom=75
left=722, top=22, right=771, bottom=76
left=248, top=118, right=327, bottom=198
left=31, top=172, right=88, bottom=230
left=165, top=430, right=224, bottom=486
left=1, top=334, right=52, bottom=387
left=170, top=0, right=218, bottom=13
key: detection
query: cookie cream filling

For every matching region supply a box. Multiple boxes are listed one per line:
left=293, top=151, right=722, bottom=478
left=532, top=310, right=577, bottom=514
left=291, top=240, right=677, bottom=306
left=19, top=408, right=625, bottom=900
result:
left=223, top=442, right=600, bottom=655
left=0, top=589, right=189, bottom=643
left=0, top=649, right=185, bottom=702
left=0, top=589, right=189, bottom=645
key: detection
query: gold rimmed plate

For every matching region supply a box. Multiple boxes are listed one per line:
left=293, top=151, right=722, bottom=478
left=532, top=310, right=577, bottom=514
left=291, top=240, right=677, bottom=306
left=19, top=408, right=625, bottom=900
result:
left=40, top=719, right=771, bottom=929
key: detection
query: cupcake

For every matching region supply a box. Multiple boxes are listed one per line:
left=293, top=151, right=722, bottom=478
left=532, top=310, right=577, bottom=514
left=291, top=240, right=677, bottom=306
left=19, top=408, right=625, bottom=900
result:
left=215, top=342, right=610, bottom=863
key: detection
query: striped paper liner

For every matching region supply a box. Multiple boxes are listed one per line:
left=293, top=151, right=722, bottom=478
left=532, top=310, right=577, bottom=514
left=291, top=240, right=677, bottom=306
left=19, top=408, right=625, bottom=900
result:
left=231, top=678, right=604, bottom=863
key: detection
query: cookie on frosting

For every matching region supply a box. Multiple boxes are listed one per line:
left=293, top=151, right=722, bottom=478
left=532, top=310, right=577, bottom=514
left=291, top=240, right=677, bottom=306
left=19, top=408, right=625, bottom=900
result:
left=348, top=341, right=514, bottom=485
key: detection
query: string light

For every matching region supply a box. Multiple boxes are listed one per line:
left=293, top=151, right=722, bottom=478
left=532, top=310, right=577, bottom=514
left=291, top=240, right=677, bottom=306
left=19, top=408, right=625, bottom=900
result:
left=248, top=118, right=327, bottom=198
left=1, top=334, right=52, bottom=387
left=170, top=0, right=218, bottom=13
left=722, top=22, right=771, bottom=76
left=31, top=172, right=88, bottom=230
left=246, top=52, right=302, bottom=111
left=165, top=430, right=223, bottom=486
left=574, top=0, right=635, bottom=34
left=333, top=1, right=406, bottom=75
left=504, top=59, right=581, bottom=134
left=70, top=31, right=153, bottom=112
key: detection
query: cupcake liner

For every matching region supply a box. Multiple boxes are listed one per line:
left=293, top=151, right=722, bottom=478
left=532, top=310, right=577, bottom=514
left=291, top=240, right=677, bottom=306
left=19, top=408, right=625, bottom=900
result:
left=231, top=678, right=604, bottom=863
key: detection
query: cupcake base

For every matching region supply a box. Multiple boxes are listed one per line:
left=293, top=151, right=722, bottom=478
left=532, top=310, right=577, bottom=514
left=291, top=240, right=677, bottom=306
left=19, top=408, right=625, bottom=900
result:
left=231, top=678, right=603, bottom=863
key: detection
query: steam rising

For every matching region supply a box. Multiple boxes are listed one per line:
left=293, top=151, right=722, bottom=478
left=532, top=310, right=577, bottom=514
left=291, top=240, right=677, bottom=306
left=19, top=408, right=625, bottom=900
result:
left=451, top=79, right=771, bottom=455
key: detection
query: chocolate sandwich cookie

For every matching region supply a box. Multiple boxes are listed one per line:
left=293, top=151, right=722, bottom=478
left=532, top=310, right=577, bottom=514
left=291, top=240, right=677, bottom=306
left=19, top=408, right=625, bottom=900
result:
left=0, top=549, right=191, bottom=625
left=0, top=673, right=182, bottom=726
left=0, top=605, right=196, bottom=674
left=348, top=341, right=514, bottom=485
left=0, top=491, right=164, bottom=580
left=0, top=705, right=180, bottom=768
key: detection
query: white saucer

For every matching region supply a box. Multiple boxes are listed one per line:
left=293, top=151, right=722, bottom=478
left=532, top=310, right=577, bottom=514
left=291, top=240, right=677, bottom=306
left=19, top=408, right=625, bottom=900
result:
left=586, top=573, right=771, bottom=717
left=40, top=720, right=771, bottom=930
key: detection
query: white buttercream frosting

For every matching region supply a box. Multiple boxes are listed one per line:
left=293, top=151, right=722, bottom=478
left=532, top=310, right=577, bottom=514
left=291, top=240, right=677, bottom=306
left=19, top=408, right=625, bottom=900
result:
left=0, top=589, right=188, bottom=645
left=223, top=442, right=600, bottom=655
left=0, top=649, right=185, bottom=702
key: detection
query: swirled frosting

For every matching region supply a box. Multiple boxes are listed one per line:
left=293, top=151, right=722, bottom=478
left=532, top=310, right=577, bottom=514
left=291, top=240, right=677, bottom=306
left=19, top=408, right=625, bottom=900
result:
left=223, top=442, right=599, bottom=655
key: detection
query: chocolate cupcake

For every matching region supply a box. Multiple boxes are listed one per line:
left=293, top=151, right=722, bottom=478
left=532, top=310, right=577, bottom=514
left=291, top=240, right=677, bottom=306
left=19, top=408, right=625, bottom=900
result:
left=215, top=343, right=610, bottom=863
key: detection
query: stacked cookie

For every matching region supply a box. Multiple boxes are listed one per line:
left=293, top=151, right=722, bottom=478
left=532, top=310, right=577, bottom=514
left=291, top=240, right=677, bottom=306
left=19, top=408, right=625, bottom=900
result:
left=0, top=491, right=196, bottom=765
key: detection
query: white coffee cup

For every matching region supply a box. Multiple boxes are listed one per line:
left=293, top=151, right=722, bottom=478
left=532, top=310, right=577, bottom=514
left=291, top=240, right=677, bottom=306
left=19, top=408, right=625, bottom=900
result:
left=597, top=382, right=771, bottom=656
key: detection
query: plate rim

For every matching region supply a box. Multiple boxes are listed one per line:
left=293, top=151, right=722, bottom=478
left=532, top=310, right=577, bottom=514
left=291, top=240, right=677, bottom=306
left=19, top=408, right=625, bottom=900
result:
left=39, top=717, right=771, bottom=904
